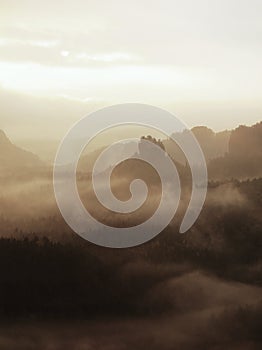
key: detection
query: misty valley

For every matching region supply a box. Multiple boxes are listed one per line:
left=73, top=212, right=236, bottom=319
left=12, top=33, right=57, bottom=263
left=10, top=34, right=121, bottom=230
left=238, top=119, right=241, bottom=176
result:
left=0, top=123, right=261, bottom=349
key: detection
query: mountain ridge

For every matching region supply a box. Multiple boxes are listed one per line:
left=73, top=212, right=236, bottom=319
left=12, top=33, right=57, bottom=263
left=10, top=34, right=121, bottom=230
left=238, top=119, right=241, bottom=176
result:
left=0, top=129, right=44, bottom=171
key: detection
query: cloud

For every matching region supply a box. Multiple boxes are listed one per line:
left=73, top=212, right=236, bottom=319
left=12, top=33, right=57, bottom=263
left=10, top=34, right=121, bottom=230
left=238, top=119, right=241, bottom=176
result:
left=0, top=36, right=140, bottom=67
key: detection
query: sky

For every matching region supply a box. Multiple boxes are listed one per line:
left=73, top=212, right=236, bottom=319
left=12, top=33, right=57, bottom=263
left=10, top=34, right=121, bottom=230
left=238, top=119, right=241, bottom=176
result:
left=0, top=0, right=262, bottom=141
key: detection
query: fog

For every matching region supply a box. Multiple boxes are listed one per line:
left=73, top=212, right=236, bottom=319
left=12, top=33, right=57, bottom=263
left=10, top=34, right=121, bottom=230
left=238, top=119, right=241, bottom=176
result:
left=0, top=271, right=261, bottom=350
left=0, top=129, right=261, bottom=350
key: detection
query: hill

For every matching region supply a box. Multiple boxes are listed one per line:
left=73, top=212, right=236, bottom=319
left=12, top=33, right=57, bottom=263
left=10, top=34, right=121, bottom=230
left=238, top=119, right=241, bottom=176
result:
left=163, top=126, right=231, bottom=164
left=0, top=130, right=43, bottom=172
left=209, top=122, right=262, bottom=179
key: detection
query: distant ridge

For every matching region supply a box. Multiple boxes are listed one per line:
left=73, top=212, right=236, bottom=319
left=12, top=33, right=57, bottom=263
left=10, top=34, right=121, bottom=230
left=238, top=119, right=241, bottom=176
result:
left=0, top=130, right=43, bottom=171
left=163, top=126, right=231, bottom=164
left=209, top=122, right=262, bottom=179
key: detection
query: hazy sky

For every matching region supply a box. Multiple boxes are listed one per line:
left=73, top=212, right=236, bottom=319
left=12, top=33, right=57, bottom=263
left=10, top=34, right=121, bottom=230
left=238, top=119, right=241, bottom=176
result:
left=0, top=0, right=262, bottom=140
